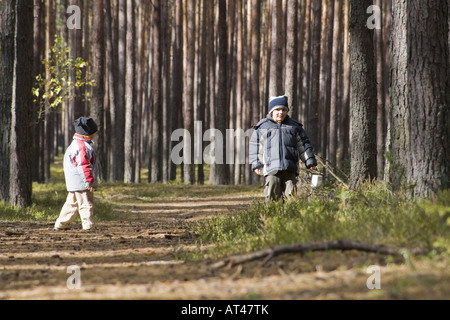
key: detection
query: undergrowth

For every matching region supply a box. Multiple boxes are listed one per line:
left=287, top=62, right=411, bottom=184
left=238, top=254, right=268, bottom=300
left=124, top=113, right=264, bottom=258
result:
left=0, top=157, right=260, bottom=222
left=1, top=159, right=449, bottom=266
left=187, top=183, right=450, bottom=261
left=0, top=157, right=118, bottom=222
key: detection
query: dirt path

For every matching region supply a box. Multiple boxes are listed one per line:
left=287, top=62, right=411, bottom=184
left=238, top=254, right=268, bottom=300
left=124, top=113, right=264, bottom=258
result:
left=0, top=191, right=448, bottom=300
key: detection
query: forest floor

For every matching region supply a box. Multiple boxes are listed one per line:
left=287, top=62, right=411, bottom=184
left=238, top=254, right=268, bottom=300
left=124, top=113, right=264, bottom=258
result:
left=0, top=187, right=449, bottom=301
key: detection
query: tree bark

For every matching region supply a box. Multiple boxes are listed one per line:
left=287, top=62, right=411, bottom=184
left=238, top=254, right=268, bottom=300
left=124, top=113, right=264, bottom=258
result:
left=319, top=0, right=334, bottom=163
left=183, top=0, right=196, bottom=184
left=213, top=0, right=230, bottom=185
left=0, top=0, right=16, bottom=202
left=9, top=0, right=34, bottom=207
left=328, top=0, right=342, bottom=169
left=149, top=0, right=162, bottom=183
left=406, top=0, right=450, bottom=197
left=124, top=0, right=136, bottom=183
left=249, top=0, right=261, bottom=185
left=44, top=0, right=55, bottom=183
left=105, top=0, right=119, bottom=182
left=387, top=0, right=414, bottom=193
left=285, top=0, right=298, bottom=118
left=207, top=0, right=216, bottom=184
left=375, top=0, right=386, bottom=180
left=32, top=0, right=45, bottom=184
left=268, top=0, right=284, bottom=97
left=232, top=0, right=243, bottom=185
left=338, top=0, right=350, bottom=170
left=113, top=0, right=126, bottom=182
left=198, top=0, right=209, bottom=185
left=307, top=0, right=322, bottom=148
left=300, top=0, right=311, bottom=124
left=170, top=0, right=183, bottom=181
left=161, top=1, right=170, bottom=184
left=349, top=0, right=378, bottom=188
left=91, top=0, right=106, bottom=182
left=68, top=0, right=84, bottom=119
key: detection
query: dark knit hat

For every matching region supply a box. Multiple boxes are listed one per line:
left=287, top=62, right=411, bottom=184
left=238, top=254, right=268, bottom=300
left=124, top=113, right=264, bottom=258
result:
left=268, top=95, right=289, bottom=114
left=74, top=117, right=98, bottom=136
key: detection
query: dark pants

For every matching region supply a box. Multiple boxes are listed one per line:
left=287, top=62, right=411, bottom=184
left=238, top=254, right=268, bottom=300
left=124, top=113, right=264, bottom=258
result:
left=264, top=171, right=297, bottom=202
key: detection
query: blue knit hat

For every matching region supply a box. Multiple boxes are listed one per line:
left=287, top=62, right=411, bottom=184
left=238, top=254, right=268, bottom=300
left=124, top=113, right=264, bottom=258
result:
left=268, top=95, right=289, bottom=114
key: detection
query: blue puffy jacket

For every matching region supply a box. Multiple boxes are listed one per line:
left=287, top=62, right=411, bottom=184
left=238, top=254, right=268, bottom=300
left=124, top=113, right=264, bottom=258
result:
left=249, top=115, right=317, bottom=176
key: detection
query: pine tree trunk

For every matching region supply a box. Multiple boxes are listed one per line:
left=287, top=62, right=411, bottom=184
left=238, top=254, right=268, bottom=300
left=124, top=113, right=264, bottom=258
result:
left=44, top=0, right=55, bottom=183
left=300, top=0, right=311, bottom=124
left=213, top=0, right=230, bottom=185
left=114, top=0, right=126, bottom=181
left=207, top=0, right=216, bottom=184
left=319, top=0, right=334, bottom=163
left=124, top=0, right=136, bottom=183
left=249, top=0, right=261, bottom=185
left=268, top=0, right=283, bottom=97
left=328, top=0, right=342, bottom=169
left=389, top=0, right=450, bottom=198
left=285, top=0, right=298, bottom=117
left=349, top=0, right=378, bottom=188
left=308, top=0, right=322, bottom=148
left=388, top=0, right=413, bottom=192
left=234, top=0, right=243, bottom=185
left=375, top=0, right=386, bottom=180
left=69, top=0, right=84, bottom=118
left=0, top=0, right=16, bottom=202
left=105, top=0, right=118, bottom=182
left=161, top=1, right=170, bottom=184
left=338, top=0, right=350, bottom=170
left=243, top=1, right=252, bottom=184
left=170, top=0, right=183, bottom=181
left=32, top=0, right=45, bottom=184
left=91, top=0, right=106, bottom=182
left=9, top=0, right=34, bottom=207
left=183, top=0, right=196, bottom=184
left=197, top=0, right=210, bottom=185
left=149, top=0, right=162, bottom=183
left=406, top=0, right=450, bottom=197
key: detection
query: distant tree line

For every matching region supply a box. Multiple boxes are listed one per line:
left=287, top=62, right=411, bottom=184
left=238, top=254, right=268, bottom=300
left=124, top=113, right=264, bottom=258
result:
left=0, top=0, right=448, bottom=208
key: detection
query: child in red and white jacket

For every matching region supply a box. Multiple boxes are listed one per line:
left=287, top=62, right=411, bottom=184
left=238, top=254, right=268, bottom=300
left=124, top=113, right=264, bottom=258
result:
left=54, top=117, right=98, bottom=231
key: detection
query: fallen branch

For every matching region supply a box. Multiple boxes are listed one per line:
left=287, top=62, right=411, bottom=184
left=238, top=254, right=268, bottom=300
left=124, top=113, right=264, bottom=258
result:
left=210, top=239, right=421, bottom=269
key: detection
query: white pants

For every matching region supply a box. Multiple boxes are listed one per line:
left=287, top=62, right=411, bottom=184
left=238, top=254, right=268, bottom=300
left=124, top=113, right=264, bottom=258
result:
left=55, top=191, right=94, bottom=230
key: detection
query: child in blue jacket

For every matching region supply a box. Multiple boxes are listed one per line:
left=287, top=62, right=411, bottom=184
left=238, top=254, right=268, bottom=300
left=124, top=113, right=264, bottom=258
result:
left=249, top=96, right=317, bottom=202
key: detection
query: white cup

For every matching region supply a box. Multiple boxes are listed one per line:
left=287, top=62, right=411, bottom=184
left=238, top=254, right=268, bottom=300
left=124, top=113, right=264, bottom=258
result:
left=311, top=175, right=323, bottom=188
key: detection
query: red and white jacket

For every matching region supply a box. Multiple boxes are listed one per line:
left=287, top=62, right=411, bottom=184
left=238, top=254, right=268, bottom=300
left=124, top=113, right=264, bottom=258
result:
left=63, top=134, right=98, bottom=192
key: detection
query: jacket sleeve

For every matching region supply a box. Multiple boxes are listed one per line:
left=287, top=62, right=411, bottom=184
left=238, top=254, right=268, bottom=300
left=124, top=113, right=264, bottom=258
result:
left=75, top=140, right=95, bottom=186
left=249, top=128, right=263, bottom=171
left=297, top=128, right=317, bottom=169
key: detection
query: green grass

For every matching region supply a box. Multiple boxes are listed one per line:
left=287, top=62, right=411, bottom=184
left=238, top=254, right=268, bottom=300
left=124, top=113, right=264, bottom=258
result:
left=188, top=182, right=450, bottom=260
left=0, top=159, right=261, bottom=222
left=1, top=159, right=449, bottom=266
left=0, top=171, right=119, bottom=223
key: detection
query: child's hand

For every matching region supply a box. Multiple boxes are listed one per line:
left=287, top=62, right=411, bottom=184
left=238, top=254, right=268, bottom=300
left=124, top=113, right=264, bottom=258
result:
left=85, top=184, right=94, bottom=192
